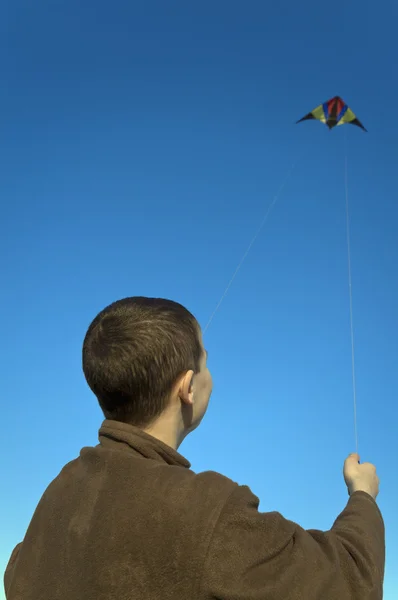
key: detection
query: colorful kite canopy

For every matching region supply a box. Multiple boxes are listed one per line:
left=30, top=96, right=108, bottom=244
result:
left=296, top=96, right=367, bottom=132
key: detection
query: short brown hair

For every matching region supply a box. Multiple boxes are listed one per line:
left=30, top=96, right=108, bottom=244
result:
left=82, top=297, right=202, bottom=427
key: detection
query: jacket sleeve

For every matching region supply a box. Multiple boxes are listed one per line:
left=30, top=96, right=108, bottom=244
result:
left=3, top=542, right=22, bottom=597
left=200, top=487, right=385, bottom=600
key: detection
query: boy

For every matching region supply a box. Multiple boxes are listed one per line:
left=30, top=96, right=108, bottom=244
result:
left=4, top=296, right=385, bottom=599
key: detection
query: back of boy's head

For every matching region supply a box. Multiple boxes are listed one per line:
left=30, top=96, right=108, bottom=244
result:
left=82, top=297, right=202, bottom=427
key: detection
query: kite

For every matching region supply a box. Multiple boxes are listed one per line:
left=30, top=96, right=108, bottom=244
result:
left=296, top=96, right=367, bottom=132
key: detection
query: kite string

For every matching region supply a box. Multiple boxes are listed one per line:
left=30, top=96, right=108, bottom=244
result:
left=344, top=133, right=358, bottom=455
left=204, top=159, right=297, bottom=334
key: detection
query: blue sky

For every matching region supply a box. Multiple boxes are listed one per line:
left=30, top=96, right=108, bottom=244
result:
left=1, top=1, right=397, bottom=597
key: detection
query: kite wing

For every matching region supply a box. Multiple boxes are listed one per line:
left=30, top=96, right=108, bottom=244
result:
left=296, top=96, right=367, bottom=132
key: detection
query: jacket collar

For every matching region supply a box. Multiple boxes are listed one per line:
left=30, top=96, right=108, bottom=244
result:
left=98, top=419, right=191, bottom=468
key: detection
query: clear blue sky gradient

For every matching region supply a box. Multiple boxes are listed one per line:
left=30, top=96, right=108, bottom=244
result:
left=2, top=1, right=397, bottom=597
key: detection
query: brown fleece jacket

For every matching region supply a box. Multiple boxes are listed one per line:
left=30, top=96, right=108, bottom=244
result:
left=4, top=420, right=385, bottom=599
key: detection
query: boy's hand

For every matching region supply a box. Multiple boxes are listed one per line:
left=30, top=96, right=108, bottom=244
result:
left=344, top=453, right=380, bottom=499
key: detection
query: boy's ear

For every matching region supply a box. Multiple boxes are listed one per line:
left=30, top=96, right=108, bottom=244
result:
left=178, top=370, right=194, bottom=405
